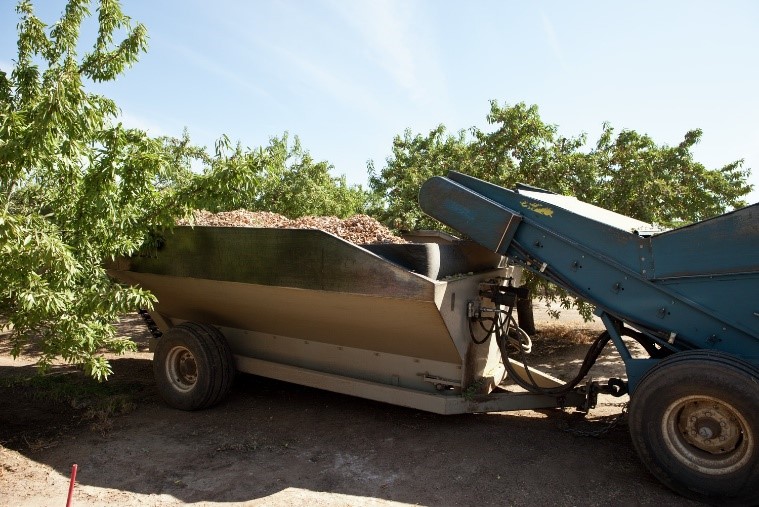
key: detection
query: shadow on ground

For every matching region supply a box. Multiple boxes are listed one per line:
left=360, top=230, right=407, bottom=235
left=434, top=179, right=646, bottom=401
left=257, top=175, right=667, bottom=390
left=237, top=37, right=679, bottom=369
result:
left=0, top=353, right=704, bottom=506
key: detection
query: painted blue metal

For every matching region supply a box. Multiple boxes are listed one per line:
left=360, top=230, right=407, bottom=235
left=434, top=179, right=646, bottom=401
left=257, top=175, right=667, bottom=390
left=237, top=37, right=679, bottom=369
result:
left=418, top=176, right=521, bottom=252
left=419, top=172, right=759, bottom=381
left=599, top=312, right=660, bottom=392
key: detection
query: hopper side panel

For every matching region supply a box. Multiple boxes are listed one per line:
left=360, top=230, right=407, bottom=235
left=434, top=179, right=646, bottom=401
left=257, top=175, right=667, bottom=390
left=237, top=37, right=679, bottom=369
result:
left=112, top=273, right=462, bottom=364
left=120, top=227, right=436, bottom=301
left=651, top=204, right=759, bottom=278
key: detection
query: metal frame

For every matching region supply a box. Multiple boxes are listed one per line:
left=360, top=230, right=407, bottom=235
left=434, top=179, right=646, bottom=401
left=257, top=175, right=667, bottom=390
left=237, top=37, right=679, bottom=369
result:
left=419, top=172, right=759, bottom=389
left=110, top=226, right=590, bottom=414
left=234, top=355, right=587, bottom=415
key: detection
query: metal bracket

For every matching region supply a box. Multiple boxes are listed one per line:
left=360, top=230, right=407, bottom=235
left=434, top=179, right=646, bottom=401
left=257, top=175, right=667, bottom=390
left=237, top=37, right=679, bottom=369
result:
left=422, top=374, right=461, bottom=390
left=574, top=377, right=598, bottom=412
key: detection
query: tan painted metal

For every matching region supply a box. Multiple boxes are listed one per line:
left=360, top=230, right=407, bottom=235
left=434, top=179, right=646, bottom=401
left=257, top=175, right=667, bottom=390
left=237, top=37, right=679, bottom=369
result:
left=506, top=358, right=568, bottom=388
left=219, top=324, right=463, bottom=394
left=116, top=271, right=461, bottom=364
left=109, top=227, right=578, bottom=414
left=234, top=355, right=586, bottom=415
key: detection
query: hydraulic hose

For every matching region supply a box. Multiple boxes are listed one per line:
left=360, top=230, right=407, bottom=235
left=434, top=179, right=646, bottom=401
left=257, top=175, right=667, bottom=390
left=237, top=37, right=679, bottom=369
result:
left=498, top=322, right=612, bottom=396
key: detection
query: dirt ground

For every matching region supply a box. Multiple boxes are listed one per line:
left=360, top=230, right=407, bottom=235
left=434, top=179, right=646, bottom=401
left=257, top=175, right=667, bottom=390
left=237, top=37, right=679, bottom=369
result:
left=0, top=308, right=706, bottom=507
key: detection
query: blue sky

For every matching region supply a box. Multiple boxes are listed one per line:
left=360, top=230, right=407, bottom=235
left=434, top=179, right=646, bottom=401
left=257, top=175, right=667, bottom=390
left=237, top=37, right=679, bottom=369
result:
left=2, top=1, right=758, bottom=203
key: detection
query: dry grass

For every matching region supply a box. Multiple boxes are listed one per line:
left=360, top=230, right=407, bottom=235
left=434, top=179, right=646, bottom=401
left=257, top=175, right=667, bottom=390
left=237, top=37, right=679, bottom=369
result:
left=0, top=369, right=142, bottom=448
left=83, top=395, right=137, bottom=436
left=21, top=435, right=59, bottom=453
left=533, top=323, right=601, bottom=345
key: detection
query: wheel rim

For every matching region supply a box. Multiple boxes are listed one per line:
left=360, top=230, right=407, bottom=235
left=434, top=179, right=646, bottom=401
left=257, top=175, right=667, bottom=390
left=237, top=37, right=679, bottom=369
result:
left=165, top=345, right=197, bottom=392
left=662, top=394, right=753, bottom=475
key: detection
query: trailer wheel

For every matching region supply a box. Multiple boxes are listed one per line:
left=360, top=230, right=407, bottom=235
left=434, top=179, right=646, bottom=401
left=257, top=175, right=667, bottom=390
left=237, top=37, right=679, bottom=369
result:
left=153, top=322, right=235, bottom=411
left=629, top=351, right=759, bottom=505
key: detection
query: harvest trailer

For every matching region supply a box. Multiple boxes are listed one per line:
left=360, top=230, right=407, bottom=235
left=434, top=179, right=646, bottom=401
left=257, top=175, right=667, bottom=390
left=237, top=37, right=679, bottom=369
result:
left=419, top=172, right=759, bottom=505
left=110, top=173, right=759, bottom=505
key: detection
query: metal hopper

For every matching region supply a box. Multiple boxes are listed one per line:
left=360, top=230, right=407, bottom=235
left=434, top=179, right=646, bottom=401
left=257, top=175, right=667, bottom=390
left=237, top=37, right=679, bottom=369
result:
left=109, top=226, right=584, bottom=415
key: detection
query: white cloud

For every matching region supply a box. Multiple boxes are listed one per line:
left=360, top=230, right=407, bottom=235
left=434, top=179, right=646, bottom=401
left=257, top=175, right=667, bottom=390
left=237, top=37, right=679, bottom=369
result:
left=117, top=111, right=168, bottom=137
left=540, top=11, right=568, bottom=71
left=271, top=43, right=386, bottom=119
left=328, top=0, right=441, bottom=101
left=168, top=43, right=271, bottom=100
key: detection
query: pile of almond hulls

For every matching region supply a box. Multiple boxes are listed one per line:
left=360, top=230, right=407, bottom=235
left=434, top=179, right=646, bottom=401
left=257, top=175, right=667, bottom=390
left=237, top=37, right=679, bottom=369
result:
left=179, top=210, right=406, bottom=245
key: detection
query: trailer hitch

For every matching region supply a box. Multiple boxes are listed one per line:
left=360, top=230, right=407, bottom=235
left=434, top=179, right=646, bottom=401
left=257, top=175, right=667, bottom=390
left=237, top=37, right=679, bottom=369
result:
left=574, top=377, right=627, bottom=413
left=604, top=377, right=628, bottom=397
left=575, top=378, right=599, bottom=413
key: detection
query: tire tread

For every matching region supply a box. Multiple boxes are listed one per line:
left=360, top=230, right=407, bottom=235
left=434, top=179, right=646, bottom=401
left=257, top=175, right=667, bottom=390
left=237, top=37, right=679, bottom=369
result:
left=629, top=351, right=759, bottom=506
left=153, top=322, right=235, bottom=411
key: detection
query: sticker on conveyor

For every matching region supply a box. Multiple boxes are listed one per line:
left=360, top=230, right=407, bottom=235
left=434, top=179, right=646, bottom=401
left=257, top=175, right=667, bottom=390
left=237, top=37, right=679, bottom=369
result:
left=521, top=201, right=554, bottom=217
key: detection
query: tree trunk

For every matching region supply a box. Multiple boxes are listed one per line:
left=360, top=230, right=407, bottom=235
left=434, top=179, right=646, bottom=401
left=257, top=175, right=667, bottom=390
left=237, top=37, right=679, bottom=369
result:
left=516, top=295, right=536, bottom=334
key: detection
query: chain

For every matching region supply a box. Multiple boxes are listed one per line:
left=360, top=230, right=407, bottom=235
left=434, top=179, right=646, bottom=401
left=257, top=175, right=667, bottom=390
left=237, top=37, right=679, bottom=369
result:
left=138, top=309, right=163, bottom=339
left=560, top=402, right=628, bottom=438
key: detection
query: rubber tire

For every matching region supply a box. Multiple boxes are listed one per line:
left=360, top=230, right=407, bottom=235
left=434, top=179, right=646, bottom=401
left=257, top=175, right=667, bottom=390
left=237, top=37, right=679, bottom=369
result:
left=629, top=351, right=759, bottom=506
left=153, top=322, right=235, bottom=411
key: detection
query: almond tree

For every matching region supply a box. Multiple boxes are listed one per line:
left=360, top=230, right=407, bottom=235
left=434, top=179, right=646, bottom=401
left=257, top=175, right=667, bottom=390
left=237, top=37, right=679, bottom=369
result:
left=194, top=133, right=370, bottom=219
left=0, top=0, right=171, bottom=379
left=369, top=100, right=752, bottom=322
left=0, top=1, right=371, bottom=378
